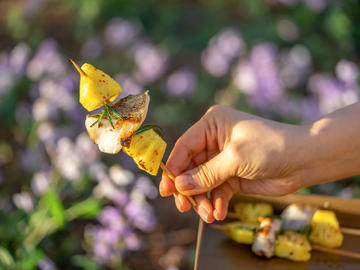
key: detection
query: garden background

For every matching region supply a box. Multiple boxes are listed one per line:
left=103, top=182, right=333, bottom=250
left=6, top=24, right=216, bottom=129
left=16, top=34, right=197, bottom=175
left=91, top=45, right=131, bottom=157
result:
left=0, top=0, right=359, bottom=269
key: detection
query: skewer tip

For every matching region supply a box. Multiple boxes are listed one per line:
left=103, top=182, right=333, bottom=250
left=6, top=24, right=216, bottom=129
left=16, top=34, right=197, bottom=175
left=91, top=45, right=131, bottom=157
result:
left=69, top=58, right=87, bottom=77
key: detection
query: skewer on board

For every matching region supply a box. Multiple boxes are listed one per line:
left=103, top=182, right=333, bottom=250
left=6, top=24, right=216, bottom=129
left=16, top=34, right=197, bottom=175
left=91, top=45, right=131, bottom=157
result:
left=210, top=223, right=360, bottom=260
left=227, top=212, right=360, bottom=236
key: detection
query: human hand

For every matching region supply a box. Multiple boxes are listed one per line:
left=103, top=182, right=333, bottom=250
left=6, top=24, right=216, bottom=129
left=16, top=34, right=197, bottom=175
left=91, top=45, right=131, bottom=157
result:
left=159, top=105, right=308, bottom=223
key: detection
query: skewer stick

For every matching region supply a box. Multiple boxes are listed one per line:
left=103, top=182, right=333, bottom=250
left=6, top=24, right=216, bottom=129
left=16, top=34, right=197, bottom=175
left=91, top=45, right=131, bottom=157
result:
left=69, top=59, right=87, bottom=77
left=210, top=224, right=360, bottom=260
left=312, top=245, right=360, bottom=260
left=341, top=227, right=360, bottom=236
left=160, top=162, right=197, bottom=207
left=227, top=212, right=360, bottom=237
left=194, top=219, right=204, bottom=270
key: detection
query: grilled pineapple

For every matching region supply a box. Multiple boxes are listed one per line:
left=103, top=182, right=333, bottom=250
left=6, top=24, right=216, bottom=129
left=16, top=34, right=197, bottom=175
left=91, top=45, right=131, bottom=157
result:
left=71, top=60, right=122, bottom=111
left=310, top=210, right=343, bottom=248
left=275, top=232, right=311, bottom=262
left=225, top=222, right=256, bottom=245
left=122, top=129, right=166, bottom=176
left=234, top=202, right=274, bottom=224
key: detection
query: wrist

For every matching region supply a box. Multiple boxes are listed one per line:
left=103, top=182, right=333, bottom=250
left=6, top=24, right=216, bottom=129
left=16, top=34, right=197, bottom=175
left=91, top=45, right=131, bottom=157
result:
left=295, top=117, right=360, bottom=188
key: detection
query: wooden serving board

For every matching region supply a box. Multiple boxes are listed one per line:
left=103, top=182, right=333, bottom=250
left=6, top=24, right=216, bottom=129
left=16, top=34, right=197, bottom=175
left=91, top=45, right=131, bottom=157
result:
left=198, top=193, right=360, bottom=270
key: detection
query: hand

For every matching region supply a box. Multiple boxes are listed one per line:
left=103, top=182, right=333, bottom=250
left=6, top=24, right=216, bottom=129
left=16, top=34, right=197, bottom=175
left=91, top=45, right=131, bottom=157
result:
left=159, top=105, right=308, bottom=223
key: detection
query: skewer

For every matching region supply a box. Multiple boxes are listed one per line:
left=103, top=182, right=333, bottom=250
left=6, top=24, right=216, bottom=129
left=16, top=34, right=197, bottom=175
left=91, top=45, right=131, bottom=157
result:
left=227, top=212, right=360, bottom=237
left=312, top=245, right=360, bottom=260
left=210, top=224, right=360, bottom=260
left=69, top=58, right=87, bottom=77
left=160, top=162, right=197, bottom=207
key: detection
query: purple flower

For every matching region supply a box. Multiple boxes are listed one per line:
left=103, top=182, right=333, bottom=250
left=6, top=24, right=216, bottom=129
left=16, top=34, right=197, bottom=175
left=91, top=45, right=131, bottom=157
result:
left=165, top=68, right=197, bottom=97
left=124, top=232, right=141, bottom=251
left=335, top=60, right=359, bottom=85
left=134, top=176, right=158, bottom=199
left=125, top=201, right=156, bottom=232
left=98, top=206, right=124, bottom=229
left=9, top=42, right=31, bottom=75
left=31, top=170, right=51, bottom=195
left=81, top=36, right=103, bottom=59
left=105, top=18, right=142, bottom=48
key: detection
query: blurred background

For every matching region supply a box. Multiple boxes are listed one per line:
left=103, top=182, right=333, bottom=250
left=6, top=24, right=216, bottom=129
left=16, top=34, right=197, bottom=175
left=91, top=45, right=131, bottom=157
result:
left=0, top=0, right=360, bottom=269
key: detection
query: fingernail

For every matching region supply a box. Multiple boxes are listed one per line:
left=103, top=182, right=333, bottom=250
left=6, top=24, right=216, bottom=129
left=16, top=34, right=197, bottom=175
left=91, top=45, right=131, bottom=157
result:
left=159, top=181, right=165, bottom=196
left=198, top=207, right=209, bottom=221
left=176, top=175, right=195, bottom=191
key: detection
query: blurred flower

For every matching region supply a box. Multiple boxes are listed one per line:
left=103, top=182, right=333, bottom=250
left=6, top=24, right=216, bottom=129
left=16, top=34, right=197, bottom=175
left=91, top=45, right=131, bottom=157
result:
left=81, top=36, right=103, bottom=59
left=202, top=28, right=245, bottom=77
left=114, top=74, right=143, bottom=98
left=303, top=0, right=327, bottom=12
left=55, top=137, right=83, bottom=181
left=0, top=53, right=15, bottom=97
left=109, top=165, right=134, bottom=186
left=9, top=42, right=31, bottom=75
left=27, top=39, right=66, bottom=80
left=124, top=232, right=141, bottom=251
left=134, top=44, right=168, bottom=84
left=24, top=0, right=46, bottom=17
left=75, top=133, right=99, bottom=165
left=105, top=18, right=142, bottom=48
left=13, top=191, right=34, bottom=212
left=277, top=19, right=299, bottom=42
left=31, top=171, right=51, bottom=195
left=335, top=60, right=358, bottom=85
left=32, top=98, right=57, bottom=121
left=309, top=73, right=359, bottom=115
left=38, top=256, right=57, bottom=270
left=280, top=45, right=312, bottom=88
left=134, top=176, right=158, bottom=199
left=98, top=206, right=125, bottom=230
left=232, top=61, right=257, bottom=94
left=37, top=122, right=55, bottom=143
left=125, top=200, right=156, bottom=232
left=165, top=68, right=197, bottom=97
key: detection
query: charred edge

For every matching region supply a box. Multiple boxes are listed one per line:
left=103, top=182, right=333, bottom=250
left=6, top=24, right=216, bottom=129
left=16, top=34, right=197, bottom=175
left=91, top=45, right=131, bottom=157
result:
left=121, top=137, right=132, bottom=147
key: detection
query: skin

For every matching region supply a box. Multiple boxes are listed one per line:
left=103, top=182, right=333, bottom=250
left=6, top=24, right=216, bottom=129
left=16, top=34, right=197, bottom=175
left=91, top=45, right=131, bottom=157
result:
left=159, top=103, right=360, bottom=223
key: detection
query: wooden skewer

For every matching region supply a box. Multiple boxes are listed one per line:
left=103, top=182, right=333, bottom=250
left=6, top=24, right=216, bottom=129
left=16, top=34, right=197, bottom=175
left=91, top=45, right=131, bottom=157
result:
left=69, top=58, right=87, bottom=77
left=312, top=245, right=360, bottom=260
left=341, top=227, right=360, bottom=236
left=227, top=212, right=360, bottom=237
left=210, top=224, right=360, bottom=260
left=160, top=162, right=197, bottom=207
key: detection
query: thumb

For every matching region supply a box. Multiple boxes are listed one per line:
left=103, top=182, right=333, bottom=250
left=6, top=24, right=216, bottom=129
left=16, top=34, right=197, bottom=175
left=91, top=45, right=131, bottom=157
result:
left=175, top=150, right=236, bottom=196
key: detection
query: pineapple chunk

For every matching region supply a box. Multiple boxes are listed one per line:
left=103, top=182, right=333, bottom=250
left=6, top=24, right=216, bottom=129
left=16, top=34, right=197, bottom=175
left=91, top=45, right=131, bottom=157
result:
left=122, top=129, right=166, bottom=176
left=310, top=210, right=343, bottom=248
left=275, top=232, right=311, bottom=262
left=234, top=202, right=273, bottom=224
left=76, top=62, right=122, bottom=111
left=226, top=222, right=255, bottom=245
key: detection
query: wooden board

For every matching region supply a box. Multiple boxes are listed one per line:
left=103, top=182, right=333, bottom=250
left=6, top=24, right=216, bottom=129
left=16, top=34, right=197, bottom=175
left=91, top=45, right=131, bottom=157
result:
left=198, top=193, right=360, bottom=270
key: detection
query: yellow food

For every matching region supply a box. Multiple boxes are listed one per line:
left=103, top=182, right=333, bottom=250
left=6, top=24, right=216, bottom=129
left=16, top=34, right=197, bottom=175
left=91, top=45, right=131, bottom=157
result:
left=122, top=129, right=166, bottom=176
left=310, top=210, right=343, bottom=248
left=275, top=232, right=311, bottom=262
left=234, top=202, right=273, bottom=224
left=71, top=60, right=122, bottom=111
left=225, top=222, right=255, bottom=245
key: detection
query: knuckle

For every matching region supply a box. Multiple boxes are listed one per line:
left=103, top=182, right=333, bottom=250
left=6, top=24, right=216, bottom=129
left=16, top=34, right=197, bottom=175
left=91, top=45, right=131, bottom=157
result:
left=195, top=163, right=216, bottom=189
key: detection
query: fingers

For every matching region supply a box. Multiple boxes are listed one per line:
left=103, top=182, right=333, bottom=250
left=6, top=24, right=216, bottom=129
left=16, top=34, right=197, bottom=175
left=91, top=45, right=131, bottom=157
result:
left=211, top=178, right=241, bottom=220
left=175, top=149, right=236, bottom=196
left=159, top=173, right=176, bottom=197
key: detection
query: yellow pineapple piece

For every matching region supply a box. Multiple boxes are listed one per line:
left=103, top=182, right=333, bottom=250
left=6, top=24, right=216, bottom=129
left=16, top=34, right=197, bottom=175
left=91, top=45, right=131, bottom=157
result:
left=122, top=129, right=166, bottom=176
left=310, top=210, right=343, bottom=248
left=71, top=60, right=122, bottom=111
left=234, top=202, right=273, bottom=224
left=226, top=222, right=255, bottom=245
left=275, top=232, right=311, bottom=262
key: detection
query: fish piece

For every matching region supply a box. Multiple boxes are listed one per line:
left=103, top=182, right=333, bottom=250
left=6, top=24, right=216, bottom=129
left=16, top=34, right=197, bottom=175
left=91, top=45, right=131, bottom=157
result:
left=85, top=91, right=150, bottom=154
left=252, top=217, right=281, bottom=258
left=281, top=204, right=317, bottom=231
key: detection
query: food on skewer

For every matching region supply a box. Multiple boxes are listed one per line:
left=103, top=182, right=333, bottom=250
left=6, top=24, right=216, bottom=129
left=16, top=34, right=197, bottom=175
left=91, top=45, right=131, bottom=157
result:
left=275, top=232, right=312, bottom=262
left=85, top=91, right=150, bottom=154
left=251, top=217, right=282, bottom=258
left=70, top=60, right=122, bottom=111
left=310, top=209, right=343, bottom=248
left=122, top=128, right=166, bottom=176
left=233, top=202, right=273, bottom=224
left=213, top=222, right=257, bottom=245
left=281, top=204, right=317, bottom=231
